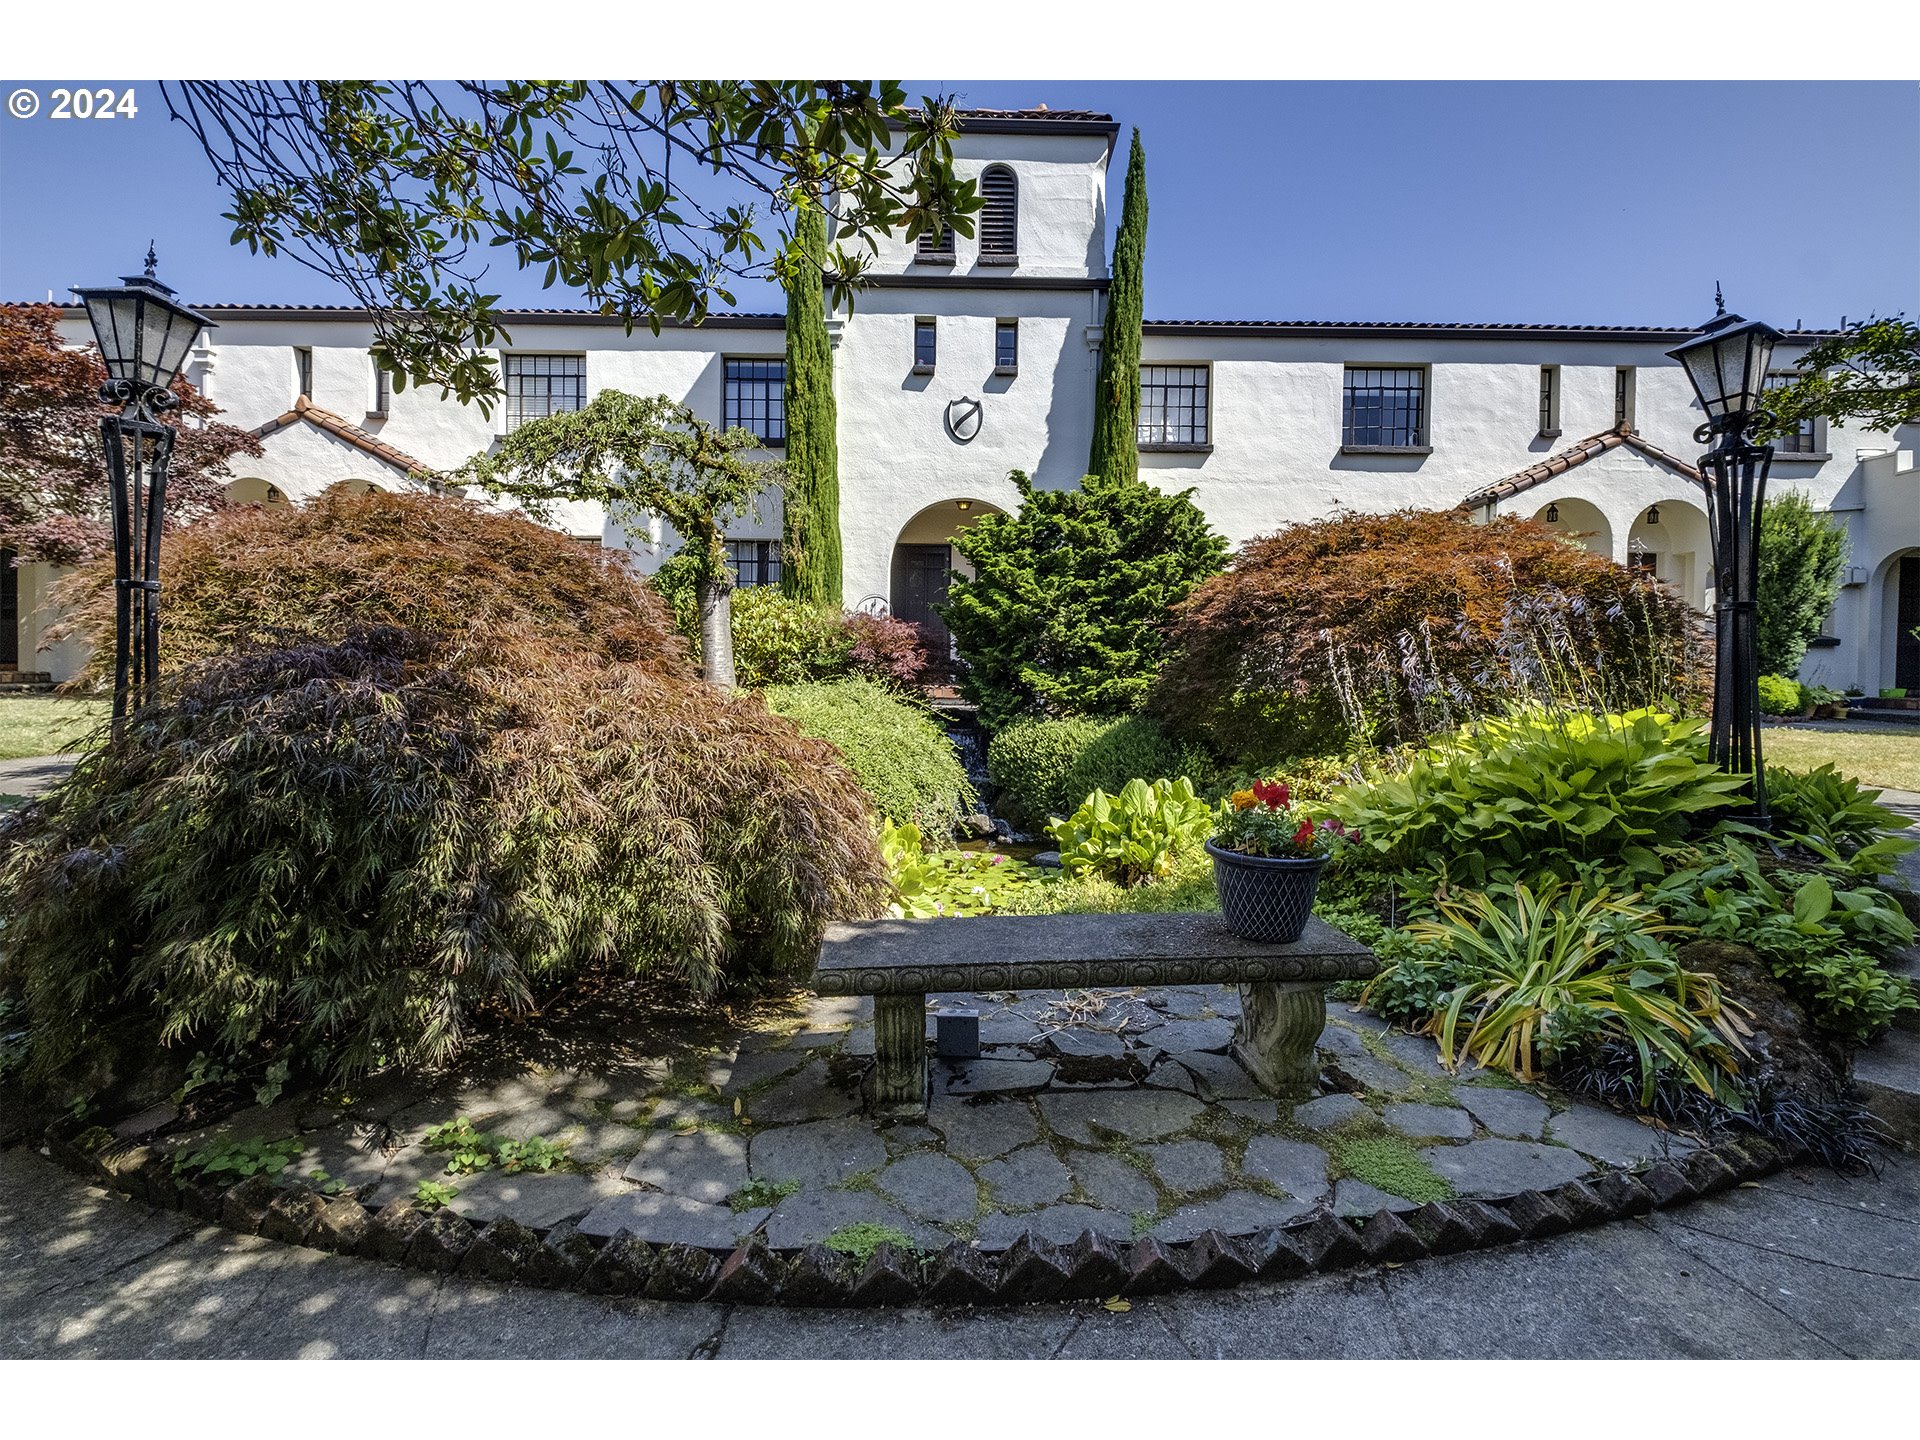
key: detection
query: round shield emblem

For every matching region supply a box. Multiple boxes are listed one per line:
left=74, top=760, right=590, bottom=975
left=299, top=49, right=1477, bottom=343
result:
left=944, top=396, right=983, bottom=444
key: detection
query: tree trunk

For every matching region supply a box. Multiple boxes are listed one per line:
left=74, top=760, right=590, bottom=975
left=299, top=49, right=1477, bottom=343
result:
left=697, top=577, right=736, bottom=690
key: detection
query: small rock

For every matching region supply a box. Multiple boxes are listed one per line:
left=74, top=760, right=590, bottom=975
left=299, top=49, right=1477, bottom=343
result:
left=928, top=1100, right=1039, bottom=1160
left=1547, top=1104, right=1699, bottom=1167
left=1068, top=1151, right=1159, bottom=1216
left=1037, top=1090, right=1203, bottom=1144
left=959, top=813, right=998, bottom=840
left=1031, top=851, right=1063, bottom=869
left=1419, top=1138, right=1595, bottom=1199
left=940, top=1057, right=1056, bottom=1096
left=1333, top=1180, right=1422, bottom=1217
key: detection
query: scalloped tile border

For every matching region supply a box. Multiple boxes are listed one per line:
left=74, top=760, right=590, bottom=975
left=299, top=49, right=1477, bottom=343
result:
left=41, top=1117, right=1793, bottom=1309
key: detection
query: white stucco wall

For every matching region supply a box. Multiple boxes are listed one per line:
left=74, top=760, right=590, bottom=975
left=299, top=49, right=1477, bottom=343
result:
left=27, top=115, right=1918, bottom=694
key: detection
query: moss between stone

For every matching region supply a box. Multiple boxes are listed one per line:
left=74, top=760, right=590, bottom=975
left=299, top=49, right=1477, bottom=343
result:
left=822, top=1221, right=916, bottom=1261
left=1331, top=1132, right=1453, bottom=1204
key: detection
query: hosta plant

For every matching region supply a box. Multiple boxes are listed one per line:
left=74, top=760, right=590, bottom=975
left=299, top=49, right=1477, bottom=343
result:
left=1766, top=762, right=1915, bottom=862
left=1399, top=880, right=1750, bottom=1104
left=1330, top=707, right=1744, bottom=887
left=1048, top=777, right=1212, bottom=886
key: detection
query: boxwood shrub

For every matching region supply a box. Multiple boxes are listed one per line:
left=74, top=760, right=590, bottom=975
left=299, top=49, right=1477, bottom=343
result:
left=762, top=678, right=974, bottom=840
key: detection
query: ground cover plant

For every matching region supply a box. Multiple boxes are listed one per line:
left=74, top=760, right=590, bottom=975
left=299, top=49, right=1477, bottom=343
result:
left=1154, top=509, right=1702, bottom=763
left=881, top=820, right=1047, bottom=918
left=1321, top=704, right=1916, bottom=1153
left=763, top=678, right=972, bottom=838
left=0, top=624, right=889, bottom=1098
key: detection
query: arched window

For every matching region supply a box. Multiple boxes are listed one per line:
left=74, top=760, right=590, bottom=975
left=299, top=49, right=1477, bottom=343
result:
left=979, top=165, right=1018, bottom=263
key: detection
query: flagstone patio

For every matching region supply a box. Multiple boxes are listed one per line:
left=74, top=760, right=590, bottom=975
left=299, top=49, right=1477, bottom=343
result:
left=136, top=981, right=1704, bottom=1258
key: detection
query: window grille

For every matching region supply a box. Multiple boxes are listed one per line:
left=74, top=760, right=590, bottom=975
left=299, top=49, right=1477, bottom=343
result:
left=1343, top=366, right=1426, bottom=447
left=505, top=354, right=585, bottom=431
left=1138, top=364, right=1210, bottom=446
left=1765, top=373, right=1818, bottom=453
left=726, top=539, right=782, bottom=587
left=996, top=320, right=1019, bottom=373
left=724, top=358, right=786, bottom=444
left=1539, top=366, right=1560, bottom=433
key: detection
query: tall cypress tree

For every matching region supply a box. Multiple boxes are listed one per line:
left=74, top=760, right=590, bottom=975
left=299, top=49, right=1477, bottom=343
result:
left=1089, top=128, right=1147, bottom=484
left=781, top=204, right=842, bottom=605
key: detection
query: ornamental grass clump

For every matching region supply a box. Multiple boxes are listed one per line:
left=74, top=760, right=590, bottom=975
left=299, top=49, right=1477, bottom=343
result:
left=0, top=625, right=888, bottom=1089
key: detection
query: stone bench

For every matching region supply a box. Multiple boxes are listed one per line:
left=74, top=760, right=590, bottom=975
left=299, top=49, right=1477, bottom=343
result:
left=814, top=910, right=1378, bottom=1116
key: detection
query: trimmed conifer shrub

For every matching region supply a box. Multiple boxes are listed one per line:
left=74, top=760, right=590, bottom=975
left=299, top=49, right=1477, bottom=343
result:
left=941, top=469, right=1228, bottom=731
left=762, top=677, right=973, bottom=839
left=0, top=626, right=888, bottom=1089
left=782, top=205, right=843, bottom=605
left=1757, top=489, right=1848, bottom=678
left=52, top=487, right=686, bottom=686
left=1154, top=509, right=1704, bottom=761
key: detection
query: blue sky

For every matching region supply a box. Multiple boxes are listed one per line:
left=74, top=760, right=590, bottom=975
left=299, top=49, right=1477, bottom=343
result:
left=2, top=80, right=1913, bottom=328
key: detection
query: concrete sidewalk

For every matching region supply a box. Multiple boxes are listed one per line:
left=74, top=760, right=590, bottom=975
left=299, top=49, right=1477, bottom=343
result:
left=3, top=1145, right=1914, bottom=1358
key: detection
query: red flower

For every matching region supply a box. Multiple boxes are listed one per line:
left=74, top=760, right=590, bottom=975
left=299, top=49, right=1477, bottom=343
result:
left=1253, top=778, right=1290, bottom=810
left=1293, top=819, right=1316, bottom=850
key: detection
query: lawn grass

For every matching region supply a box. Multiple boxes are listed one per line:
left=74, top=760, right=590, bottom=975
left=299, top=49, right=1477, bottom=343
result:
left=0, top=697, right=108, bottom=761
left=1762, top=722, right=1920, bottom=794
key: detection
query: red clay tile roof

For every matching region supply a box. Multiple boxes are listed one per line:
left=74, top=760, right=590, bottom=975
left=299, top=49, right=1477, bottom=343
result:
left=952, top=106, right=1113, bottom=122
left=251, top=396, right=430, bottom=478
left=1457, top=425, right=1706, bottom=511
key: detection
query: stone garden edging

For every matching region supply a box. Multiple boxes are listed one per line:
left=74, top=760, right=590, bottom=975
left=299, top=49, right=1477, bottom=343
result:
left=39, top=1114, right=1797, bottom=1308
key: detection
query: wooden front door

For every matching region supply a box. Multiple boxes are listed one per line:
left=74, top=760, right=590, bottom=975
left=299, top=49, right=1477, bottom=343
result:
left=891, top=543, right=954, bottom=670
left=0, top=548, right=18, bottom=671
left=1897, top=556, right=1920, bottom=691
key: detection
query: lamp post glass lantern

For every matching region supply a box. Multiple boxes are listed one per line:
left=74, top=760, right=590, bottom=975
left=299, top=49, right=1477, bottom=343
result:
left=1666, top=288, right=1783, bottom=828
left=73, top=249, right=213, bottom=736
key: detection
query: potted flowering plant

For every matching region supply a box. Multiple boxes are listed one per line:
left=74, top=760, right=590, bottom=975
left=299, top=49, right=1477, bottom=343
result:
left=1206, top=779, right=1341, bottom=943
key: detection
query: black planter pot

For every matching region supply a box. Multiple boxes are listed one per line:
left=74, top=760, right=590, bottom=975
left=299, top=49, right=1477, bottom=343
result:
left=1206, top=839, right=1328, bottom=943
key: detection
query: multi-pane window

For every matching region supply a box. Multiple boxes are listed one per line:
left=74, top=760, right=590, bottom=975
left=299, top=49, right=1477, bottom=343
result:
left=294, top=347, right=313, bottom=402
left=1538, top=365, right=1560, bottom=434
left=723, top=358, right=786, bottom=445
left=979, top=166, right=1018, bottom=260
left=726, top=540, right=782, bottom=588
left=1614, top=367, right=1636, bottom=429
left=1765, top=373, right=1818, bottom=453
left=1138, top=364, right=1210, bottom=447
left=1343, top=366, right=1427, bottom=448
left=370, top=354, right=390, bottom=416
left=995, top=319, right=1019, bottom=374
left=505, top=354, right=585, bottom=431
left=916, top=224, right=956, bottom=259
left=914, top=319, right=938, bottom=373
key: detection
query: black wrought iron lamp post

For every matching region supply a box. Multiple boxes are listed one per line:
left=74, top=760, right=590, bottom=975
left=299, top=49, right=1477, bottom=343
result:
left=1666, top=290, right=1783, bottom=829
left=73, top=251, right=214, bottom=739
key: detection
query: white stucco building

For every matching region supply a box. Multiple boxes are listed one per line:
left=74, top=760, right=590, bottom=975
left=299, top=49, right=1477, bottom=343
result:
left=14, top=106, right=1920, bottom=695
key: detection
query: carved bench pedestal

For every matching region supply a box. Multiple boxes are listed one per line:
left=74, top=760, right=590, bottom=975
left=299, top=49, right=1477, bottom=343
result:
left=1233, top=981, right=1331, bottom=1096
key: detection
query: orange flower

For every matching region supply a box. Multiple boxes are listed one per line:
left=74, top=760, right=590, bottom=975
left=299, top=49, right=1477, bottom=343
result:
left=1229, top=789, right=1257, bottom=811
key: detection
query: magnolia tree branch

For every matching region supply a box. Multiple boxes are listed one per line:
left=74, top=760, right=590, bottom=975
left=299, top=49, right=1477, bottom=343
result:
left=161, top=81, right=982, bottom=410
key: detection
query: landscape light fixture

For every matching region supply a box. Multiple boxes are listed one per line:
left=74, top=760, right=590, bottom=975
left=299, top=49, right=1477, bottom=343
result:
left=1545, top=503, right=1560, bottom=523
left=73, top=248, right=214, bottom=738
left=1666, top=285, right=1783, bottom=829
left=1645, top=505, right=1661, bottom=525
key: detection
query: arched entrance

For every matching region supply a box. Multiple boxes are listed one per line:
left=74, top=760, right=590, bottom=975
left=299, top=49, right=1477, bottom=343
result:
left=1532, top=497, right=1612, bottom=557
left=888, top=498, right=1005, bottom=672
left=1884, top=549, right=1920, bottom=692
left=1626, top=498, right=1710, bottom=609
left=224, top=477, right=292, bottom=507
